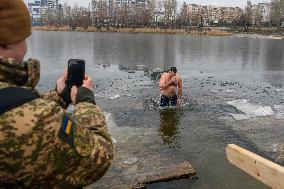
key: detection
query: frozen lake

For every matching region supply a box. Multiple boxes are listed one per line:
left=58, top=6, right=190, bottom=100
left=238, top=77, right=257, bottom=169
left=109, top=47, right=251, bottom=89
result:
left=26, top=31, right=284, bottom=189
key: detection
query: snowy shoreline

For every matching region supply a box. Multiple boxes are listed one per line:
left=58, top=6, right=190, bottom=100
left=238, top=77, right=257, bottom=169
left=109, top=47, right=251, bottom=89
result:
left=233, top=33, right=284, bottom=40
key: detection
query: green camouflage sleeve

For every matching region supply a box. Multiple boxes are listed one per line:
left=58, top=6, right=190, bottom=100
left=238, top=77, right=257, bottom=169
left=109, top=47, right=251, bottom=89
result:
left=52, top=101, right=113, bottom=188
left=72, top=102, right=113, bottom=171
left=41, top=89, right=68, bottom=109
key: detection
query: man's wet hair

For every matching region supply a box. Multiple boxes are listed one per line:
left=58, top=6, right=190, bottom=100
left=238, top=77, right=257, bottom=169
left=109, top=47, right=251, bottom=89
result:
left=170, top=67, right=177, bottom=73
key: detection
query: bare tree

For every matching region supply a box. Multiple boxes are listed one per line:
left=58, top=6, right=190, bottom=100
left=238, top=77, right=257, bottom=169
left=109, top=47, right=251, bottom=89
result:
left=108, top=0, right=116, bottom=27
left=177, top=2, right=190, bottom=27
left=116, top=4, right=130, bottom=27
left=147, top=0, right=156, bottom=26
left=254, top=6, right=262, bottom=28
left=41, top=8, right=56, bottom=26
left=235, top=13, right=251, bottom=31
left=164, top=0, right=177, bottom=27
left=97, top=0, right=109, bottom=28
left=63, top=3, right=73, bottom=27
left=245, top=2, right=253, bottom=28
left=77, top=7, right=92, bottom=28
left=270, top=0, right=284, bottom=28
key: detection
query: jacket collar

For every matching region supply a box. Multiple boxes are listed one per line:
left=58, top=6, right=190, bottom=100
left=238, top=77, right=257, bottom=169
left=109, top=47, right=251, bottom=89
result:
left=0, top=56, right=40, bottom=88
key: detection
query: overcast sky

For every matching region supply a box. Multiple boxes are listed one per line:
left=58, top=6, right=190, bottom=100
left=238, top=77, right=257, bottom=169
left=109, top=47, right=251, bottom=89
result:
left=24, top=0, right=268, bottom=8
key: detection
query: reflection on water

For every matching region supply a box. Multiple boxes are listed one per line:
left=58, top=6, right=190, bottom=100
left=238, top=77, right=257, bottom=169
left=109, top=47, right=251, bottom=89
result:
left=159, top=109, right=181, bottom=146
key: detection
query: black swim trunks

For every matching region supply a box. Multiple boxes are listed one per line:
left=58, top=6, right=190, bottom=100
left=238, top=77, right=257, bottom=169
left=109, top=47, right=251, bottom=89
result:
left=160, top=94, right=177, bottom=107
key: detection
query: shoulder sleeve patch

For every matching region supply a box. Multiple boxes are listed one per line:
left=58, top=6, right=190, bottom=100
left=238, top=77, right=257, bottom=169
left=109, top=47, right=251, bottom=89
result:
left=59, top=114, right=76, bottom=148
left=59, top=113, right=94, bottom=157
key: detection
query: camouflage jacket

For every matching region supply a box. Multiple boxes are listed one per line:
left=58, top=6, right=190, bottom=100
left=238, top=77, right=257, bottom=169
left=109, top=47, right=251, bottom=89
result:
left=0, top=57, right=113, bottom=188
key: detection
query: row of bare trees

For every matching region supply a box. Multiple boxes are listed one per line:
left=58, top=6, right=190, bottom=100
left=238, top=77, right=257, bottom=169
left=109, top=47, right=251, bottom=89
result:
left=40, top=0, right=284, bottom=29
left=41, top=4, right=92, bottom=28
left=92, top=0, right=157, bottom=28
left=41, top=0, right=177, bottom=28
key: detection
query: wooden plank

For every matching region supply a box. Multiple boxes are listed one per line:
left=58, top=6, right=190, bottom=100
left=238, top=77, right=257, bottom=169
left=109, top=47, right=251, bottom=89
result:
left=90, top=161, right=196, bottom=189
left=226, top=144, right=284, bottom=189
left=131, top=161, right=196, bottom=189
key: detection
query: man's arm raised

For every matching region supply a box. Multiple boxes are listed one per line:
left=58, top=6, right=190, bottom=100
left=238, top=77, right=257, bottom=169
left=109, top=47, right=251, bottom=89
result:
left=177, top=75, right=183, bottom=101
left=159, top=73, right=174, bottom=90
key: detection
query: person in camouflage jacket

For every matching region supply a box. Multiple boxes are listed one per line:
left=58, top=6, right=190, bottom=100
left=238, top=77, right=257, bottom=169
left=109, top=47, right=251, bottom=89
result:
left=0, top=0, right=113, bottom=188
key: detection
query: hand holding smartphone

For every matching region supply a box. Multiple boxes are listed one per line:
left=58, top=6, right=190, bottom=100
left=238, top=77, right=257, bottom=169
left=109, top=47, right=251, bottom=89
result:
left=67, top=59, right=85, bottom=91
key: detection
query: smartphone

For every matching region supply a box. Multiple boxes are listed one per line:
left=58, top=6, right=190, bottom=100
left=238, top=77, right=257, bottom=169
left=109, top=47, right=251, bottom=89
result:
left=67, top=59, right=85, bottom=91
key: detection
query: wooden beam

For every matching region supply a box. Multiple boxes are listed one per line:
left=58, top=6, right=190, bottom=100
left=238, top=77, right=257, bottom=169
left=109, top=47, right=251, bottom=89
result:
left=132, top=161, right=196, bottom=189
left=90, top=161, right=196, bottom=189
left=226, top=144, right=284, bottom=189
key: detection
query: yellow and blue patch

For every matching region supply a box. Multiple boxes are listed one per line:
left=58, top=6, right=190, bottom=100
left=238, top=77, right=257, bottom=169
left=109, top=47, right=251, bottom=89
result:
left=62, top=116, right=73, bottom=135
left=59, top=114, right=76, bottom=147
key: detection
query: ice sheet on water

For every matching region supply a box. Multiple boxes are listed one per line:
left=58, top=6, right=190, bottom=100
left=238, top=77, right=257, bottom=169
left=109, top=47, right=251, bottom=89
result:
left=121, top=93, right=133, bottom=97
left=94, top=94, right=104, bottom=99
left=137, top=81, right=153, bottom=86
left=226, top=89, right=234, bottom=93
left=227, top=99, right=274, bottom=120
left=274, top=88, right=282, bottom=92
left=109, top=94, right=121, bottom=100
left=104, top=111, right=111, bottom=122
left=111, top=137, right=118, bottom=144
left=210, top=89, right=217, bottom=94
left=123, top=157, right=139, bottom=165
left=274, top=104, right=284, bottom=119
left=228, top=113, right=250, bottom=121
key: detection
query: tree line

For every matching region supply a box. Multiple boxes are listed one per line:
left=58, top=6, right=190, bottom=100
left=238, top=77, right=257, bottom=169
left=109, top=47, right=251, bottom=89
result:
left=40, top=0, right=284, bottom=29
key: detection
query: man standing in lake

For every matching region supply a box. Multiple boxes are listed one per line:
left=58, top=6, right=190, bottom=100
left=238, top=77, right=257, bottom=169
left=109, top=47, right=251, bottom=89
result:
left=0, top=0, right=112, bottom=188
left=159, top=67, right=183, bottom=107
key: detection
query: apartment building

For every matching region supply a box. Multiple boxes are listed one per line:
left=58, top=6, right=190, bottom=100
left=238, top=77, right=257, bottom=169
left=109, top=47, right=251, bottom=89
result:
left=48, top=0, right=59, bottom=10
left=247, top=1, right=271, bottom=24
left=258, top=3, right=270, bottom=22
left=185, top=4, right=241, bottom=24
left=27, top=0, right=42, bottom=25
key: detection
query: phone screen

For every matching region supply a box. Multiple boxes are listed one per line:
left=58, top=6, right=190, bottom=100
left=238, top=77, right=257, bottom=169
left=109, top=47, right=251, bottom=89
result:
left=67, top=59, right=85, bottom=90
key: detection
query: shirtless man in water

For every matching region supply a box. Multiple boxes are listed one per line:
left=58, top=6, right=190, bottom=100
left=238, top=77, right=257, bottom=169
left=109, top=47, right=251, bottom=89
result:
left=159, top=67, right=182, bottom=107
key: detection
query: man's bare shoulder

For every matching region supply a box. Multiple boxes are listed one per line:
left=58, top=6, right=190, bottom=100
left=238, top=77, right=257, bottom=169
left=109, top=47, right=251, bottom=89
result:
left=176, top=73, right=182, bottom=80
left=161, top=72, right=169, bottom=76
left=160, top=72, right=169, bottom=79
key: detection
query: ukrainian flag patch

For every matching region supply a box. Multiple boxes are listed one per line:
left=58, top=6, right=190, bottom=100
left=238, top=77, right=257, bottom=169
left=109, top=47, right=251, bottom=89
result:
left=62, top=116, right=73, bottom=135
left=59, top=114, right=76, bottom=147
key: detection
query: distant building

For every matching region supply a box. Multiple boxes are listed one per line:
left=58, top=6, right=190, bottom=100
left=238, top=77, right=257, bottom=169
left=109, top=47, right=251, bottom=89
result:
left=27, top=0, right=41, bottom=25
left=40, top=0, right=48, bottom=18
left=91, top=0, right=148, bottom=7
left=185, top=4, right=242, bottom=25
left=186, top=4, right=200, bottom=19
left=258, top=3, right=270, bottom=23
left=48, top=0, right=59, bottom=10
left=115, top=0, right=129, bottom=6
left=27, top=0, right=62, bottom=25
left=154, top=0, right=165, bottom=23
left=208, top=6, right=222, bottom=24
left=135, top=0, right=148, bottom=6
left=250, top=2, right=271, bottom=25
left=221, top=7, right=242, bottom=23
left=41, top=0, right=48, bottom=6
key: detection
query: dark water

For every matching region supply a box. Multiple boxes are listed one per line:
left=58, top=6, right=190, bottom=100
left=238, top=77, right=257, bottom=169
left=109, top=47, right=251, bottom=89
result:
left=26, top=31, right=284, bottom=189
